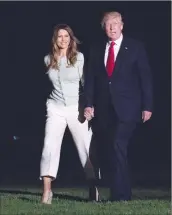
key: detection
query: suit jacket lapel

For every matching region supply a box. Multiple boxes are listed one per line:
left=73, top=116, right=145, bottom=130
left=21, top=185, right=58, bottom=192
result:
left=112, top=36, right=128, bottom=78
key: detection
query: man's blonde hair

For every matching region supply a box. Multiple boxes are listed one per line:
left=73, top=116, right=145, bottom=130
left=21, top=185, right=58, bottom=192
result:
left=101, top=11, right=123, bottom=28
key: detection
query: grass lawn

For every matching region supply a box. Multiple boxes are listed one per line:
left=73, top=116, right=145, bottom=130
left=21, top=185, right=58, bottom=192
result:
left=0, top=187, right=171, bottom=215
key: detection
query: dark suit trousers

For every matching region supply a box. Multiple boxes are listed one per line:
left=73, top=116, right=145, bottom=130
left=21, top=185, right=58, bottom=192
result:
left=92, top=102, right=136, bottom=201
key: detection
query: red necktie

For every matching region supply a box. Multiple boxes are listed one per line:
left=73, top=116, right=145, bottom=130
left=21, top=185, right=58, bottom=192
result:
left=106, top=41, right=115, bottom=77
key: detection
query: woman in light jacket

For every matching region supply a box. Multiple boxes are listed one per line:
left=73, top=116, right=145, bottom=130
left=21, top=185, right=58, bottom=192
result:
left=40, top=24, right=99, bottom=204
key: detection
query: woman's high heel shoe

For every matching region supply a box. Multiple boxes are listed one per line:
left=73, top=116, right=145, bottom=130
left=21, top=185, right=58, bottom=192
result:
left=41, top=190, right=53, bottom=204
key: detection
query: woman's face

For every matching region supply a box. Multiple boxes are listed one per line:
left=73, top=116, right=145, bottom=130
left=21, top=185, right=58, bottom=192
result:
left=56, top=29, right=71, bottom=49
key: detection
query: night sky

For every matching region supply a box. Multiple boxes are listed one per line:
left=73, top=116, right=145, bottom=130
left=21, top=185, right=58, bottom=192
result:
left=0, top=1, right=170, bottom=187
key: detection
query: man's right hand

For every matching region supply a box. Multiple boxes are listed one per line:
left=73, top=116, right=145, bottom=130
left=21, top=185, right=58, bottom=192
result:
left=84, top=107, right=94, bottom=121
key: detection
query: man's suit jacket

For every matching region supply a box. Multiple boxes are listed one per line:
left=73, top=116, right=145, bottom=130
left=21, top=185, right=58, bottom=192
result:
left=84, top=36, right=153, bottom=126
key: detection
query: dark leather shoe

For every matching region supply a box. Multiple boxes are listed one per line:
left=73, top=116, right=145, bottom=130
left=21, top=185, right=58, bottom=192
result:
left=89, top=185, right=100, bottom=202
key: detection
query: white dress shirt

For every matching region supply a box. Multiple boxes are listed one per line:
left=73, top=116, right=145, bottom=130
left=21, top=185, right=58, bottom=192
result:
left=104, top=33, right=123, bottom=66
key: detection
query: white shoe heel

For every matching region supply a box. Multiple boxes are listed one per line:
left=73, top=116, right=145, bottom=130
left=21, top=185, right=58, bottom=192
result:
left=41, top=191, right=53, bottom=204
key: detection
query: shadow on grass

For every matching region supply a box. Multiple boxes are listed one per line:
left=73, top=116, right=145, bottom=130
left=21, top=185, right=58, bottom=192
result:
left=21, top=193, right=89, bottom=203
left=0, top=190, right=89, bottom=202
left=132, top=194, right=170, bottom=201
left=0, top=189, right=170, bottom=202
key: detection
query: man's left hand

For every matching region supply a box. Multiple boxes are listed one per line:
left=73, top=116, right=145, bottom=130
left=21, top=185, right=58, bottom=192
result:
left=142, top=111, right=152, bottom=123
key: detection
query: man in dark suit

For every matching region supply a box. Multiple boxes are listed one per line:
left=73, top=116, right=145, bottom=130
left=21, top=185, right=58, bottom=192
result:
left=84, top=11, right=153, bottom=201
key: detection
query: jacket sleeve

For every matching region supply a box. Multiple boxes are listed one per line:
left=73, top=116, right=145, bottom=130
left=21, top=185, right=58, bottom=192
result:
left=77, top=52, right=84, bottom=87
left=137, top=42, right=153, bottom=112
left=84, top=46, right=95, bottom=107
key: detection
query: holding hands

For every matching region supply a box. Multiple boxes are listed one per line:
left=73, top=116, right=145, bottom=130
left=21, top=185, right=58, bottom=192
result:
left=142, top=111, right=152, bottom=123
left=84, top=107, right=94, bottom=121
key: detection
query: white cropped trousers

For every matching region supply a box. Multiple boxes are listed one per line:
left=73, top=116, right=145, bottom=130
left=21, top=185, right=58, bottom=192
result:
left=40, top=100, right=95, bottom=180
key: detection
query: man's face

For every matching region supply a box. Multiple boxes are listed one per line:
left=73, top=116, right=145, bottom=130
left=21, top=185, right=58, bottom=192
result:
left=104, top=16, right=123, bottom=41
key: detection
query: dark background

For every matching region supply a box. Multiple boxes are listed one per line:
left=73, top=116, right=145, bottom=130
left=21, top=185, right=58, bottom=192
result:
left=0, top=1, right=171, bottom=188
